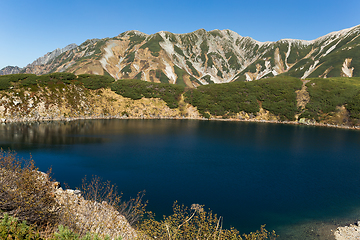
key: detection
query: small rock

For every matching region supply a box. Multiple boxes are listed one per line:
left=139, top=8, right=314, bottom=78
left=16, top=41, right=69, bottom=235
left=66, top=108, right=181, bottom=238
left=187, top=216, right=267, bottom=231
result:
left=52, top=181, right=61, bottom=189
left=74, top=190, right=81, bottom=196
left=13, top=100, right=22, bottom=105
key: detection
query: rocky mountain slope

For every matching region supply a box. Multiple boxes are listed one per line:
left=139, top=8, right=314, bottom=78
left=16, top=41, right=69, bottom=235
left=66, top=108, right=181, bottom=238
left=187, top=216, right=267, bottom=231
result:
left=0, top=66, right=22, bottom=75
left=1, top=25, right=359, bottom=87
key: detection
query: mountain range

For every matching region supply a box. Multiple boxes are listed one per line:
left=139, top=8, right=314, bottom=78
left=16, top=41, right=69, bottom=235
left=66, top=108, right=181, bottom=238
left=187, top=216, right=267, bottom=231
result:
left=1, top=25, right=359, bottom=87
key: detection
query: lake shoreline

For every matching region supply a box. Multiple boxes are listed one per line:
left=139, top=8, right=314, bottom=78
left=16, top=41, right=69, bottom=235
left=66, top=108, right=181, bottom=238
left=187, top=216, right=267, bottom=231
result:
left=2, top=114, right=360, bottom=132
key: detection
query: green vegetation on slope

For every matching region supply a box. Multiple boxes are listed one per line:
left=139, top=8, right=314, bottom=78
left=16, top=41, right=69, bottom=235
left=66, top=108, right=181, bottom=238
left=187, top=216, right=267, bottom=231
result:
left=201, top=75, right=214, bottom=84
left=173, top=65, right=187, bottom=87
left=286, top=44, right=313, bottom=64
left=120, top=64, right=132, bottom=76
left=111, top=79, right=184, bottom=108
left=309, top=46, right=360, bottom=78
left=185, top=76, right=302, bottom=120
left=186, top=61, right=199, bottom=77
left=300, top=77, right=360, bottom=120
left=3, top=72, right=360, bottom=125
left=0, top=73, right=77, bottom=89
left=155, top=69, right=170, bottom=84
left=0, top=73, right=115, bottom=90
left=0, top=73, right=114, bottom=91
left=125, top=51, right=135, bottom=63
left=255, top=76, right=302, bottom=120
left=0, top=75, right=12, bottom=90
left=128, top=32, right=147, bottom=44
left=77, top=74, right=115, bottom=90
left=174, top=45, right=185, bottom=57
left=140, top=33, right=163, bottom=57
left=226, top=51, right=241, bottom=69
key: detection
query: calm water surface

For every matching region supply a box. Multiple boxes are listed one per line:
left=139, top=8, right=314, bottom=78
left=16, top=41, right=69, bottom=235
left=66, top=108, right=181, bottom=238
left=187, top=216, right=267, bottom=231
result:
left=1, top=119, right=360, bottom=239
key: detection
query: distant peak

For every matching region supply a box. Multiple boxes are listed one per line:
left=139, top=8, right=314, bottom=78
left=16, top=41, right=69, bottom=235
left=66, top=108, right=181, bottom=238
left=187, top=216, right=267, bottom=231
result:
left=26, top=43, right=77, bottom=68
left=123, top=30, right=148, bottom=36
left=318, top=24, right=360, bottom=39
left=208, top=29, right=222, bottom=36
left=193, top=29, right=207, bottom=35
left=64, top=43, right=78, bottom=51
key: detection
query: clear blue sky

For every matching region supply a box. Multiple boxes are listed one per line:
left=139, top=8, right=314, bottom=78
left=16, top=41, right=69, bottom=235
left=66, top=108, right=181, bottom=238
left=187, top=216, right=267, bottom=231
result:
left=1, top=0, right=359, bottom=70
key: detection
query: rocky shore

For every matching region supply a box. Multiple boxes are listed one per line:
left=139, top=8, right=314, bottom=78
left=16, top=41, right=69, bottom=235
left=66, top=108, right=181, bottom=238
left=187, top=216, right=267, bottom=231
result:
left=39, top=172, right=139, bottom=239
left=335, top=222, right=360, bottom=240
left=54, top=187, right=138, bottom=239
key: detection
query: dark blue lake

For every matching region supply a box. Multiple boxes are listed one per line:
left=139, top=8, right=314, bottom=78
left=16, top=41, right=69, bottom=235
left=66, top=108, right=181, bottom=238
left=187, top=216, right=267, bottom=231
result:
left=1, top=119, right=360, bottom=239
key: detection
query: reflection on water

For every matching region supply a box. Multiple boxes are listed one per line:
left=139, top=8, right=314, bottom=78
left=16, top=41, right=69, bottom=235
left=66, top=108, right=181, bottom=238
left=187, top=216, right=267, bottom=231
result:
left=1, top=119, right=360, bottom=239
left=0, top=120, right=202, bottom=150
left=0, top=121, right=104, bottom=148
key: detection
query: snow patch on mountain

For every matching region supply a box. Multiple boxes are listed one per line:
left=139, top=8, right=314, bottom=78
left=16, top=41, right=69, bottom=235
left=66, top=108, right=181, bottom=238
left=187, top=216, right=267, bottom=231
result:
left=159, top=32, right=175, bottom=56
left=133, top=63, right=140, bottom=71
left=314, top=25, right=360, bottom=43
left=322, top=44, right=338, bottom=57
left=342, top=58, right=354, bottom=77
left=100, top=41, right=118, bottom=78
left=162, top=60, right=176, bottom=84
left=285, top=42, right=292, bottom=70
left=258, top=61, right=274, bottom=79
left=115, top=56, right=125, bottom=79
left=245, top=73, right=252, bottom=81
left=302, top=60, right=320, bottom=79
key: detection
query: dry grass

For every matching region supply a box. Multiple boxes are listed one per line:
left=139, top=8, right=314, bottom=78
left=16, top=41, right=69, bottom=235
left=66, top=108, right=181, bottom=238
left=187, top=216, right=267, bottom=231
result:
left=57, top=175, right=145, bottom=239
left=0, top=150, right=59, bottom=228
left=138, top=201, right=278, bottom=240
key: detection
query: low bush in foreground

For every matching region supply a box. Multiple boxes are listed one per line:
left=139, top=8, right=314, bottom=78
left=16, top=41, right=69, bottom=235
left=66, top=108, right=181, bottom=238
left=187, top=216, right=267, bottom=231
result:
left=139, top=202, right=277, bottom=240
left=0, top=213, right=40, bottom=239
left=53, top=225, right=123, bottom=240
left=0, top=215, right=122, bottom=240
left=0, top=150, right=59, bottom=227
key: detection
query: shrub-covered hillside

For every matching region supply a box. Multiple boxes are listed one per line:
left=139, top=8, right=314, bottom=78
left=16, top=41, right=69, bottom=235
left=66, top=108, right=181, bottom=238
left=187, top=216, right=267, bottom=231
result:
left=184, top=76, right=303, bottom=120
left=111, top=79, right=184, bottom=109
left=300, top=77, right=360, bottom=123
left=1, top=72, right=360, bottom=127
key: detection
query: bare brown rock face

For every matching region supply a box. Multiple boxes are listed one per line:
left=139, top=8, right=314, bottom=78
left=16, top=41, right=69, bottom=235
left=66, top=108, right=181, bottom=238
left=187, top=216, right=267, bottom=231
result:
left=0, top=66, right=21, bottom=75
